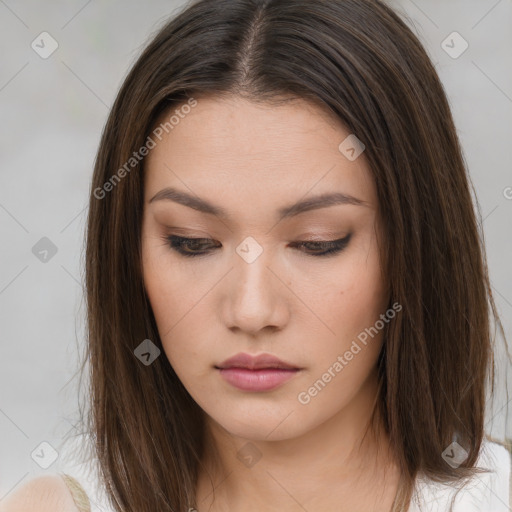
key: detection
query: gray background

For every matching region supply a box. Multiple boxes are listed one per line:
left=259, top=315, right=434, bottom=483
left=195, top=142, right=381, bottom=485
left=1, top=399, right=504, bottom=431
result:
left=1, top=0, right=511, bottom=501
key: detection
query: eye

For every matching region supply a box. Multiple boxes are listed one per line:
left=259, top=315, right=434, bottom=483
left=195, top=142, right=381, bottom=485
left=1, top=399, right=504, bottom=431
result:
left=165, top=235, right=220, bottom=258
left=164, top=234, right=351, bottom=258
left=289, top=233, right=352, bottom=257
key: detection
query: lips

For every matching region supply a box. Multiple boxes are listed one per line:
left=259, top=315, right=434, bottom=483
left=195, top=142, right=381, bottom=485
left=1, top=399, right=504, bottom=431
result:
left=215, top=352, right=300, bottom=371
left=215, top=352, right=302, bottom=392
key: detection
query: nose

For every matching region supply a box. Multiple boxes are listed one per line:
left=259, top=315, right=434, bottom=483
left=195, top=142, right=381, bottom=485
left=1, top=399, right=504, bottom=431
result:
left=222, top=245, right=290, bottom=335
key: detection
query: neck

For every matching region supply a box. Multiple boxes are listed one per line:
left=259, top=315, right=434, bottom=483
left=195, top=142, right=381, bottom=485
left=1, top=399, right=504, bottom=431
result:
left=194, top=371, right=401, bottom=512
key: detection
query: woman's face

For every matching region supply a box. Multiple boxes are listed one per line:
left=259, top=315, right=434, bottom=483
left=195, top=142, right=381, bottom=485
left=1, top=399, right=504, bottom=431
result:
left=141, top=95, right=389, bottom=442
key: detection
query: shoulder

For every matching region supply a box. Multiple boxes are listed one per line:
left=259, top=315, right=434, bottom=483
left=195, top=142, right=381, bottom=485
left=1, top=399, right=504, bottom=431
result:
left=0, top=475, right=81, bottom=512
left=410, top=437, right=511, bottom=511
left=478, top=437, right=511, bottom=489
left=465, top=438, right=511, bottom=510
left=480, top=436, right=512, bottom=466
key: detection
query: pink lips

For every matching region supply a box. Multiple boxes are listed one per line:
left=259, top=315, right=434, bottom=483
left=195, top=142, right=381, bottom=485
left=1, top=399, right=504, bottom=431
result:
left=215, top=352, right=301, bottom=391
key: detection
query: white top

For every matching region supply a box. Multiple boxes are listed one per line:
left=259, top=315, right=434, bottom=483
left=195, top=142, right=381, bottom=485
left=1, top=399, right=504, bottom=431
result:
left=55, top=435, right=511, bottom=512
left=407, top=439, right=511, bottom=511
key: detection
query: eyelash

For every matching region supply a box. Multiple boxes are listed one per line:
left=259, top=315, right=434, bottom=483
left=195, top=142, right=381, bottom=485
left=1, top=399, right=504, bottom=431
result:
left=164, top=234, right=352, bottom=258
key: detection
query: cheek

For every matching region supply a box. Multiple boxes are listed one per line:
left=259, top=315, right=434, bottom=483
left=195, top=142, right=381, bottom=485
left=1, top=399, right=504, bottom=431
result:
left=142, top=233, right=193, bottom=359
left=292, top=244, right=386, bottom=422
left=143, top=266, right=210, bottom=391
left=296, top=234, right=386, bottom=394
left=311, top=233, right=387, bottom=343
left=141, top=233, right=220, bottom=396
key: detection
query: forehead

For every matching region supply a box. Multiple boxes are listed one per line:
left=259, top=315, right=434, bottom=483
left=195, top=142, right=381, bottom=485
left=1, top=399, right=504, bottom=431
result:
left=144, top=95, right=376, bottom=209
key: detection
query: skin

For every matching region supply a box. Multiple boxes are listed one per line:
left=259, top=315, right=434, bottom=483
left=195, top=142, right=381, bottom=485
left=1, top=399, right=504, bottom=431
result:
left=0, top=476, right=80, bottom=512
left=141, top=95, right=400, bottom=511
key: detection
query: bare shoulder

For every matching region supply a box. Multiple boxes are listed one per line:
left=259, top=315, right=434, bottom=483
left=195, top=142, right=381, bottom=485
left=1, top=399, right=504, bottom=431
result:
left=0, top=475, right=80, bottom=512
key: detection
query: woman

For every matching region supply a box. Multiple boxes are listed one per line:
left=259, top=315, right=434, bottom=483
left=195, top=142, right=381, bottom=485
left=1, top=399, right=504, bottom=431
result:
left=3, top=0, right=510, bottom=511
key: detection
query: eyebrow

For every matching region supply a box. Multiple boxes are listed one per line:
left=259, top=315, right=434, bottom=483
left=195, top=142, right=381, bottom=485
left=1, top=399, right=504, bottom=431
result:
left=149, top=186, right=367, bottom=221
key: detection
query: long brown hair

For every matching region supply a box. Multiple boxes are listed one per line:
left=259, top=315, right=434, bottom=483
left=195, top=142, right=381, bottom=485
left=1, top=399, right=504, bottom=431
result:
left=77, top=0, right=511, bottom=510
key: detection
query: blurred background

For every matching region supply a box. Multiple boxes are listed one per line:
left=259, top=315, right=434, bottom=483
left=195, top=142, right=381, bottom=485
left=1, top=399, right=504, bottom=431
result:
left=1, top=0, right=511, bottom=503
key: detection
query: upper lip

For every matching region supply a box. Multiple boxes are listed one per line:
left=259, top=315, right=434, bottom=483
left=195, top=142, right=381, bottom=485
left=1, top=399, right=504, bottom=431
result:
left=215, top=352, right=301, bottom=370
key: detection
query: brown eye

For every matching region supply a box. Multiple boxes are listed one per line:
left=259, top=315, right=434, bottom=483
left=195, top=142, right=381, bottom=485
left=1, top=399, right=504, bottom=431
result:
left=165, top=235, right=220, bottom=257
left=289, top=233, right=352, bottom=257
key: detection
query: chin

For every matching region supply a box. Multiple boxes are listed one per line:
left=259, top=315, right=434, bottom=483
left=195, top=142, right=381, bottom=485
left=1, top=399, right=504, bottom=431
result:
left=208, top=408, right=310, bottom=442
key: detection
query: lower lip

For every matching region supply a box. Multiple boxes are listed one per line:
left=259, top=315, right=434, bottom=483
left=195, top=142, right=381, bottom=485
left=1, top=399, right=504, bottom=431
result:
left=217, top=367, right=300, bottom=391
